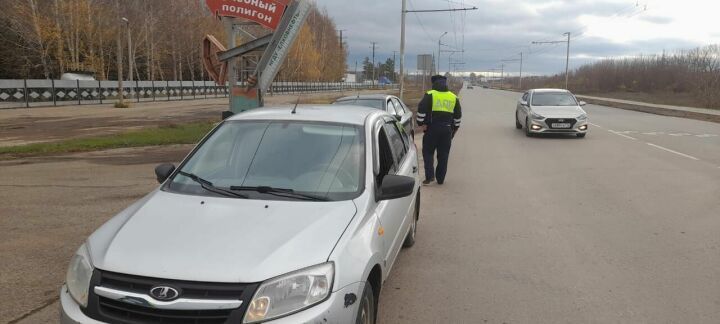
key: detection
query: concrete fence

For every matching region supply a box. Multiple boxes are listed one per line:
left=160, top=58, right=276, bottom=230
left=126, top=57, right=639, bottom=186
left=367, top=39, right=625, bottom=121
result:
left=0, top=80, right=396, bottom=109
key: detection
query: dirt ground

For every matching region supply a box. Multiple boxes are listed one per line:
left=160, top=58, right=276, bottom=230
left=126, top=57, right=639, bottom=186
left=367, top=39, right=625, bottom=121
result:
left=0, top=90, right=395, bottom=147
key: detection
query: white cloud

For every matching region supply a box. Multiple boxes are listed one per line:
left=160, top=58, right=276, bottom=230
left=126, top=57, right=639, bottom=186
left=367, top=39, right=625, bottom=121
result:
left=316, top=0, right=720, bottom=75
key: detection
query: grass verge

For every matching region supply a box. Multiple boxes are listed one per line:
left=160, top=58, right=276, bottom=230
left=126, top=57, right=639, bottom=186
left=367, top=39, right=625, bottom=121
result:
left=0, top=121, right=216, bottom=158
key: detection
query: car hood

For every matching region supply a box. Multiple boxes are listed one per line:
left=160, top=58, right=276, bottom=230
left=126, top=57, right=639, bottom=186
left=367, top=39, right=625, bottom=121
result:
left=532, top=106, right=585, bottom=118
left=87, top=190, right=356, bottom=283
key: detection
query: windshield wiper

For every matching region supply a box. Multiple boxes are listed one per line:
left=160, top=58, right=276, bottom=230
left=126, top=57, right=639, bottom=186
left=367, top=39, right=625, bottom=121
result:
left=178, top=171, right=248, bottom=199
left=229, top=186, right=329, bottom=201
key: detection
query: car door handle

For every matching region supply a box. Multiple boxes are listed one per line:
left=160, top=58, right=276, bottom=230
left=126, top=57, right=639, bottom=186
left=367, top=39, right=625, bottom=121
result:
left=412, top=166, right=418, bottom=173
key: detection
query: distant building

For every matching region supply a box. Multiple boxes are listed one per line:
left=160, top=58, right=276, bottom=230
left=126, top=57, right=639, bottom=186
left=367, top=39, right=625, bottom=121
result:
left=344, top=73, right=357, bottom=83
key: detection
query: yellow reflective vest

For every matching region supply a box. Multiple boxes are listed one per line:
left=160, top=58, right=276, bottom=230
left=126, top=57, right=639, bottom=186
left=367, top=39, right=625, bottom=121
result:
left=426, top=90, right=457, bottom=113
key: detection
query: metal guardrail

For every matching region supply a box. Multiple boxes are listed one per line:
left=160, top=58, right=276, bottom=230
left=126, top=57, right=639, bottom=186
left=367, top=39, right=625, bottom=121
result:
left=0, top=79, right=396, bottom=109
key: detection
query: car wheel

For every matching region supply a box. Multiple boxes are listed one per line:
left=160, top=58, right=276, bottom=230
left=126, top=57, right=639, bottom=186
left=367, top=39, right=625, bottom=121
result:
left=355, top=281, right=376, bottom=324
left=525, top=118, right=533, bottom=137
left=403, top=192, right=420, bottom=248
left=515, top=113, right=522, bottom=129
left=577, top=133, right=586, bottom=138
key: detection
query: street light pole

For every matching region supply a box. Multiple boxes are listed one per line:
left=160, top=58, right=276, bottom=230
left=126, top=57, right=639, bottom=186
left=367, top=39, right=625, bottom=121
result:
left=519, top=52, right=523, bottom=89
left=437, top=31, right=447, bottom=75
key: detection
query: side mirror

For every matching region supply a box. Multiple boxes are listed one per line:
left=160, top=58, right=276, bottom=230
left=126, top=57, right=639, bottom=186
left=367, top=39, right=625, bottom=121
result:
left=520, top=100, right=528, bottom=107
left=579, top=101, right=587, bottom=106
left=221, top=110, right=234, bottom=120
left=377, top=175, right=416, bottom=201
left=155, top=163, right=176, bottom=184
left=394, top=114, right=402, bottom=121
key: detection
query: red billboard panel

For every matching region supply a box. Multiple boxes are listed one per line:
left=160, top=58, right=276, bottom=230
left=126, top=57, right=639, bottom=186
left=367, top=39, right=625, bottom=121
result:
left=206, top=0, right=290, bottom=30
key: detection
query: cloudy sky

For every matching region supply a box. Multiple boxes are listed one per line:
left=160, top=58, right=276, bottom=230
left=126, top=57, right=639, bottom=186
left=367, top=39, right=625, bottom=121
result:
left=315, top=0, right=720, bottom=76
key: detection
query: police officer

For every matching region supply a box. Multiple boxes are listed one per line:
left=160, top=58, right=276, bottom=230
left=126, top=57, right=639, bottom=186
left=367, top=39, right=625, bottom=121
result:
left=416, top=75, right=462, bottom=185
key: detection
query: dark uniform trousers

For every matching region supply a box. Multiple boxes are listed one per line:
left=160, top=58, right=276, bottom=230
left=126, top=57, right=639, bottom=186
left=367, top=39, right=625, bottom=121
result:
left=422, top=122, right=453, bottom=183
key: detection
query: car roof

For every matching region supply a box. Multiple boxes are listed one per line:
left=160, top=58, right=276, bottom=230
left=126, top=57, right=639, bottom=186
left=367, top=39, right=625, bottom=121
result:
left=226, top=105, right=379, bottom=126
left=335, top=94, right=394, bottom=101
left=530, top=88, right=571, bottom=93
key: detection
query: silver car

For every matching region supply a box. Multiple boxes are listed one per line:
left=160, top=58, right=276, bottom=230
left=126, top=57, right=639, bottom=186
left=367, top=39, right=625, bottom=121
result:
left=515, top=89, right=589, bottom=138
left=333, top=94, right=415, bottom=137
left=61, top=106, right=421, bottom=324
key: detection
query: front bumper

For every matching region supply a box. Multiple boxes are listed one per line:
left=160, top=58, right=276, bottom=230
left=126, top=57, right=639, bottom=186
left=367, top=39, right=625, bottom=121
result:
left=61, top=282, right=364, bottom=324
left=528, top=119, right=588, bottom=134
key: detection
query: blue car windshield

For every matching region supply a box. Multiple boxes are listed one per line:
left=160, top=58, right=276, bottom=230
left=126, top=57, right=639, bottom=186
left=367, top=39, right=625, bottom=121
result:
left=166, top=121, right=365, bottom=201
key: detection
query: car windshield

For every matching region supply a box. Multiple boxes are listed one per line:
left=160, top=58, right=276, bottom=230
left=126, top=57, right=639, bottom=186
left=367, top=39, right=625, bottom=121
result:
left=334, top=99, right=385, bottom=109
left=166, top=121, right=364, bottom=201
left=531, top=93, right=578, bottom=106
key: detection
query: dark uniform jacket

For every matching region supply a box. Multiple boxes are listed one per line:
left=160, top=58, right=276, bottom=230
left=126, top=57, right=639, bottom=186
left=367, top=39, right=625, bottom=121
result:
left=416, top=81, right=463, bottom=133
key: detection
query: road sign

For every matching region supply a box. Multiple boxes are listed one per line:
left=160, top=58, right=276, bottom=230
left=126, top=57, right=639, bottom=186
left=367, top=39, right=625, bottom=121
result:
left=256, top=0, right=312, bottom=91
left=205, top=0, right=290, bottom=30
left=417, top=54, right=434, bottom=71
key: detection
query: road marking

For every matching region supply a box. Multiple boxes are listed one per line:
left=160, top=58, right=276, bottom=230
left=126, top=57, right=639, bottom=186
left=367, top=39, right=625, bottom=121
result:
left=589, top=122, right=603, bottom=129
left=646, top=143, right=700, bottom=161
left=669, top=133, right=693, bottom=137
left=696, top=134, right=719, bottom=138
left=609, top=130, right=638, bottom=140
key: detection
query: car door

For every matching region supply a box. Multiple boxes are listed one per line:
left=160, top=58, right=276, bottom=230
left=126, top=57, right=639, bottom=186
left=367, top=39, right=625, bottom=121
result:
left=374, top=119, right=416, bottom=271
left=518, top=92, right=530, bottom=126
left=391, top=97, right=413, bottom=133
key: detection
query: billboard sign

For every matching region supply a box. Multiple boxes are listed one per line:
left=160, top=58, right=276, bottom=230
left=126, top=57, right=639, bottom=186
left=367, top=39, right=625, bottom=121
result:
left=417, top=54, right=434, bottom=72
left=205, top=0, right=290, bottom=30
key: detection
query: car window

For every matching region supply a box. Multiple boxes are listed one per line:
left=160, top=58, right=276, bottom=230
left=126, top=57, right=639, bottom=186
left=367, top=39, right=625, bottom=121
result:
left=386, top=99, right=399, bottom=116
left=531, top=92, right=578, bottom=106
left=522, top=92, right=529, bottom=101
left=167, top=121, right=364, bottom=201
left=334, top=99, right=385, bottom=110
left=383, top=122, right=406, bottom=165
left=392, top=98, right=406, bottom=114
left=376, top=126, right=396, bottom=185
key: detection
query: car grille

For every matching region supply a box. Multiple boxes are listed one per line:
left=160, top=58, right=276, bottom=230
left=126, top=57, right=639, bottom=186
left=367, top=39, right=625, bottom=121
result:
left=545, top=118, right=577, bottom=129
left=84, top=270, right=259, bottom=324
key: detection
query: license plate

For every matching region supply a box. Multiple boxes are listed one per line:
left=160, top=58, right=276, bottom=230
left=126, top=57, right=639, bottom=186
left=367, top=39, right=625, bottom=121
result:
left=551, top=123, right=571, bottom=129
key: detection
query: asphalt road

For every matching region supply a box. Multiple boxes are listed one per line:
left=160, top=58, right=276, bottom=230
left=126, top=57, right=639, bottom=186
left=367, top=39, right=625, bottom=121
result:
left=2, top=89, right=719, bottom=323
left=377, top=88, right=720, bottom=323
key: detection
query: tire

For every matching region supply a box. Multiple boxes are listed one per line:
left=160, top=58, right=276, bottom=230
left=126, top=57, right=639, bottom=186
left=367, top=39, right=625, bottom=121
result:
left=403, top=192, right=420, bottom=248
left=355, top=281, right=376, bottom=324
left=525, top=118, right=533, bottom=137
left=577, top=133, right=586, bottom=138
left=515, top=113, right=522, bottom=129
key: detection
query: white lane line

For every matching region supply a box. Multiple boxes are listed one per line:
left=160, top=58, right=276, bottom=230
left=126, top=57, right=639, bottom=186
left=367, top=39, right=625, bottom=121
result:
left=646, top=143, right=700, bottom=161
left=589, top=122, right=603, bottom=128
left=609, top=130, right=638, bottom=141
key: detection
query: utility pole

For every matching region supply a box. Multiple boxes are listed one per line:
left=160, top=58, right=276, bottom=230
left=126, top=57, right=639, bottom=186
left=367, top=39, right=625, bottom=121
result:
left=116, top=15, right=125, bottom=107
left=399, top=0, right=407, bottom=99
left=564, top=32, right=571, bottom=90
left=437, top=31, right=447, bottom=75
left=122, top=18, right=132, bottom=83
left=392, top=51, right=397, bottom=82
left=520, top=52, right=523, bottom=89
left=532, top=32, right=571, bottom=89
left=400, top=2, right=477, bottom=100
left=371, top=42, right=377, bottom=86
left=337, top=29, right=346, bottom=49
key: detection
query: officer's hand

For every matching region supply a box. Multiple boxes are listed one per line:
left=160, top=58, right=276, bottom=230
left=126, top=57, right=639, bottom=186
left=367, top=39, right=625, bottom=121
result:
left=421, top=125, right=428, bottom=132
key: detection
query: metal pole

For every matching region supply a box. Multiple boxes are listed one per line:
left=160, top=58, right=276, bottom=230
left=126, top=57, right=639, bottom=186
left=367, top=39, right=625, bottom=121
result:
left=116, top=17, right=124, bottom=107
left=399, top=0, right=407, bottom=100
left=519, top=52, right=523, bottom=89
left=77, top=79, right=81, bottom=105
left=125, top=19, right=133, bottom=84
left=437, top=32, right=447, bottom=75
left=371, top=42, right=376, bottom=87
left=23, top=79, right=29, bottom=108
left=52, top=79, right=57, bottom=106
left=564, top=32, right=571, bottom=90
left=152, top=80, right=156, bottom=101
left=97, top=80, right=102, bottom=104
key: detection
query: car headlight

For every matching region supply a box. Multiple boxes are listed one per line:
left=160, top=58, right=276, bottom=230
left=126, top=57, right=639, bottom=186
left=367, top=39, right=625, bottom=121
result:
left=66, top=244, right=94, bottom=308
left=244, top=262, right=334, bottom=323
left=577, top=114, right=588, bottom=121
left=530, top=112, right=545, bottom=120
